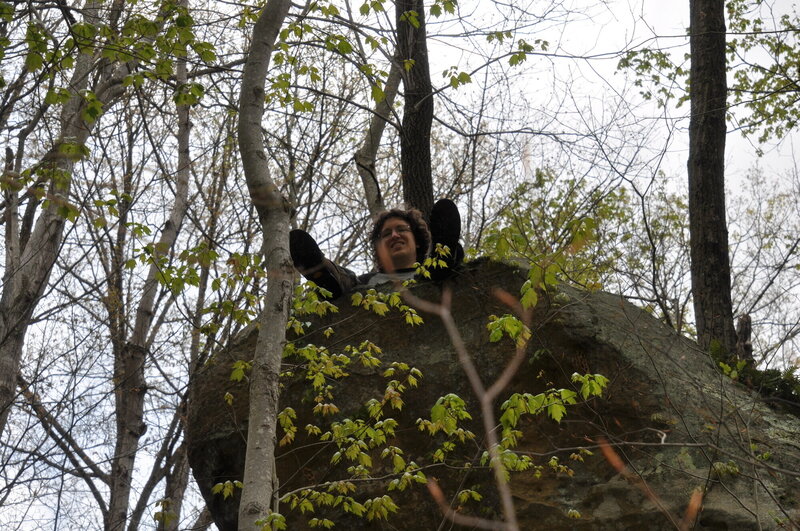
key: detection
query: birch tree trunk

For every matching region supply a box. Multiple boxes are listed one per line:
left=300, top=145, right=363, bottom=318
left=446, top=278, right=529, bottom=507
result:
left=236, top=1, right=294, bottom=528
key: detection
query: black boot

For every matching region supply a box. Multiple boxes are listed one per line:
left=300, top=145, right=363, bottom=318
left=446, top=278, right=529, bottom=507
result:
left=289, top=229, right=357, bottom=299
left=428, top=199, right=464, bottom=280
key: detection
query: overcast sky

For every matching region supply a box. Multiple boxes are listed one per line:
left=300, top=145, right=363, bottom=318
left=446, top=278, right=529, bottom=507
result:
left=640, top=0, right=798, bottom=183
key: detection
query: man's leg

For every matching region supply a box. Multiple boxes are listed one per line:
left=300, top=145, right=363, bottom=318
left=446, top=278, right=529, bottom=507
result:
left=429, top=198, right=464, bottom=280
left=289, top=229, right=357, bottom=299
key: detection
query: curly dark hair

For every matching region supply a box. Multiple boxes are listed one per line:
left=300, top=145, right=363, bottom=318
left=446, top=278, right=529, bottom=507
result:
left=369, top=208, right=431, bottom=271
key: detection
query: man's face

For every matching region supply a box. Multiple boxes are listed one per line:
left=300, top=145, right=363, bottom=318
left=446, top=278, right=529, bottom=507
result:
left=376, top=216, right=418, bottom=271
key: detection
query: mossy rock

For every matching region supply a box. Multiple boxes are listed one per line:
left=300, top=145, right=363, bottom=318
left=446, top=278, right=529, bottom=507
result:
left=187, top=260, right=800, bottom=530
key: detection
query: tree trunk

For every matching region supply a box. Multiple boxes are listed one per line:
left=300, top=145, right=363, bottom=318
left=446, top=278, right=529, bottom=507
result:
left=107, top=341, right=148, bottom=530
left=110, top=31, right=193, bottom=529
left=236, top=1, right=293, bottom=528
left=157, top=444, right=191, bottom=531
left=688, top=0, right=737, bottom=355
left=354, top=58, right=402, bottom=218
left=396, top=0, right=434, bottom=217
left=0, top=0, right=100, bottom=433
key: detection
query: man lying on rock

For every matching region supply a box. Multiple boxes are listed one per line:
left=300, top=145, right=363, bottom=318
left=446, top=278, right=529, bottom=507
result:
left=289, top=198, right=465, bottom=299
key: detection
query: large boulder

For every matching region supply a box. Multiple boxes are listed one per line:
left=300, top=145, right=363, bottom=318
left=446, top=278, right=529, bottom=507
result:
left=187, top=260, right=800, bottom=529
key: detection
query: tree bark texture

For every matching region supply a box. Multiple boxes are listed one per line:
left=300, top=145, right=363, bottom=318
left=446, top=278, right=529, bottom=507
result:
left=157, top=444, right=191, bottom=531
left=237, top=1, right=294, bottom=528
left=396, top=0, right=434, bottom=218
left=688, top=0, right=738, bottom=354
left=354, top=58, right=402, bottom=218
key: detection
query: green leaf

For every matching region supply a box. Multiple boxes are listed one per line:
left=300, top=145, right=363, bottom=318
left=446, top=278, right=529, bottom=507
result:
left=547, top=402, right=566, bottom=422
left=430, top=403, right=445, bottom=423
left=350, top=291, right=365, bottom=307
left=81, top=92, right=105, bottom=123
left=174, top=83, right=205, bottom=106
left=25, top=52, right=43, bottom=71
left=45, top=88, right=72, bottom=105
left=399, top=10, right=420, bottom=29
left=56, top=202, right=80, bottom=222
left=0, top=2, right=13, bottom=22
left=336, top=39, right=353, bottom=55
left=520, top=286, right=538, bottom=308
left=58, top=142, right=90, bottom=161
left=230, top=360, right=251, bottom=381
left=371, top=84, right=385, bottom=103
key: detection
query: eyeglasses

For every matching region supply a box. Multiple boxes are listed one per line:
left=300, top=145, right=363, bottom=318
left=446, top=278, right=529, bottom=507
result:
left=379, top=225, right=412, bottom=240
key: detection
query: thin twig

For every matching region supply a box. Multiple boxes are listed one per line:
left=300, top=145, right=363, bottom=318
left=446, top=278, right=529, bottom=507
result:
left=427, top=478, right=510, bottom=531
left=404, top=286, right=530, bottom=531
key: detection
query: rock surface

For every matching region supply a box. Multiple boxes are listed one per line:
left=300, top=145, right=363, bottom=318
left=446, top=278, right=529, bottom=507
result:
left=187, top=260, right=800, bottom=529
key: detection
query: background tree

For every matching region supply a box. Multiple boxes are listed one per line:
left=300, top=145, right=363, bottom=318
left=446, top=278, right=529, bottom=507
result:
left=0, top=0, right=111, bottom=436
left=395, top=0, right=434, bottom=216
left=620, top=0, right=800, bottom=362
left=1, top=1, right=252, bottom=527
left=688, top=0, right=738, bottom=355
left=727, top=0, right=800, bottom=143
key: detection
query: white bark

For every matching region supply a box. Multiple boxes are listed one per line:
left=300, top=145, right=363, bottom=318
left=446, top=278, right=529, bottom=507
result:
left=236, top=1, right=293, bottom=528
